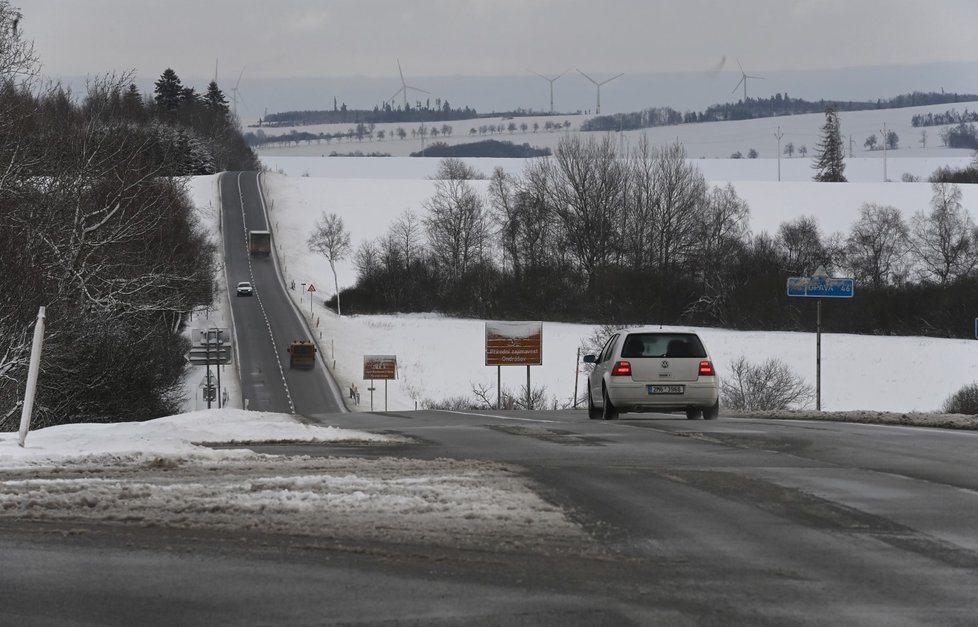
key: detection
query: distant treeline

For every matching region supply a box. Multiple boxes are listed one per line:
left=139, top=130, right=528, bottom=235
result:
left=337, top=142, right=978, bottom=340
left=262, top=100, right=478, bottom=126
left=912, top=109, right=978, bottom=127
left=582, top=91, right=978, bottom=131
left=410, top=140, right=551, bottom=158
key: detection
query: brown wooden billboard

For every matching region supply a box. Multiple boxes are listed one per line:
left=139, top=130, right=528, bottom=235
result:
left=485, top=321, right=543, bottom=366
left=363, top=354, right=397, bottom=380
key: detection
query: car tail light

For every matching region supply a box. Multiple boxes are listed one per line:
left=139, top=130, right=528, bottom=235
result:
left=611, top=361, right=632, bottom=377
left=698, top=361, right=715, bottom=376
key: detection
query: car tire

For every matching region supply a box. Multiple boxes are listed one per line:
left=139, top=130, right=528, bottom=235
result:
left=685, top=407, right=702, bottom=420
left=587, top=389, right=601, bottom=420
left=703, top=400, right=720, bottom=420
left=602, top=386, right=619, bottom=420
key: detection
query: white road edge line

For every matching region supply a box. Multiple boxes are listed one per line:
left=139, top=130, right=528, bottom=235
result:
left=440, top=410, right=560, bottom=424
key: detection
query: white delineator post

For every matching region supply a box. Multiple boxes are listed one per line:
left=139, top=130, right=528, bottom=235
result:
left=18, top=306, right=46, bottom=447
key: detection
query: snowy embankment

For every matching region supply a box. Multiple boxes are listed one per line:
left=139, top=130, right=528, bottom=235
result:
left=0, top=409, right=588, bottom=552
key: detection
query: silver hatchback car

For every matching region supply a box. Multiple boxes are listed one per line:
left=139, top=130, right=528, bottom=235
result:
left=583, top=329, right=720, bottom=420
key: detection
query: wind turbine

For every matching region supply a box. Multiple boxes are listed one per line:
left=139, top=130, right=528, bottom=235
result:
left=533, top=71, right=565, bottom=114
left=576, top=69, right=623, bottom=115
left=731, top=59, right=764, bottom=101
left=230, top=66, right=246, bottom=115
left=388, top=59, right=430, bottom=108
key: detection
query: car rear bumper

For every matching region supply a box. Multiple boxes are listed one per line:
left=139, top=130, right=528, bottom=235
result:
left=606, top=379, right=718, bottom=411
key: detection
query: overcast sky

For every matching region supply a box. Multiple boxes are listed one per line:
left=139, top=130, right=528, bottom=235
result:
left=15, top=0, right=978, bottom=84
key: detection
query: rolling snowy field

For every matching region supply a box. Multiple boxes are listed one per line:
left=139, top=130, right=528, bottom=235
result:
left=253, top=100, right=978, bottom=161
left=207, top=103, right=978, bottom=415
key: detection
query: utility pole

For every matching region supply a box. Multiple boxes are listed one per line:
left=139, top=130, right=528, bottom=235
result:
left=774, top=126, right=784, bottom=182
left=880, top=122, right=888, bottom=182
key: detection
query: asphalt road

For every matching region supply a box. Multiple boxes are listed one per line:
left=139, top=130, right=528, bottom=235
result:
left=219, top=171, right=345, bottom=415
left=5, top=409, right=978, bottom=625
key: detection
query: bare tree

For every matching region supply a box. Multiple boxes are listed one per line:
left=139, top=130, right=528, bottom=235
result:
left=843, top=203, right=910, bottom=289
left=0, top=1, right=37, bottom=81
left=390, top=209, right=423, bottom=270
left=531, top=135, right=626, bottom=282
left=721, top=356, right=814, bottom=411
left=307, top=212, right=352, bottom=315
left=648, top=141, right=708, bottom=271
left=909, top=183, right=978, bottom=285
left=775, top=216, right=837, bottom=275
left=685, top=184, right=751, bottom=324
left=423, top=176, right=489, bottom=282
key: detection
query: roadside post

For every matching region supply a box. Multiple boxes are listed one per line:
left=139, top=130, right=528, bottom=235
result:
left=18, top=306, right=46, bottom=447
left=485, top=321, right=543, bottom=410
left=307, top=283, right=316, bottom=314
left=363, top=355, right=397, bottom=411
left=786, top=267, right=855, bottom=411
left=188, top=328, right=232, bottom=409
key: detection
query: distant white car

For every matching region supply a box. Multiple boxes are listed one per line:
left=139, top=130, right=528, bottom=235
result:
left=583, top=329, right=720, bottom=420
left=235, top=281, right=254, bottom=297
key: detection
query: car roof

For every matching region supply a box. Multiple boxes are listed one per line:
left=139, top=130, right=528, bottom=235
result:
left=616, top=328, right=701, bottom=335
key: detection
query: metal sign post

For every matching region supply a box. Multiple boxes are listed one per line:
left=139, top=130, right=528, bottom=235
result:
left=787, top=268, right=855, bottom=411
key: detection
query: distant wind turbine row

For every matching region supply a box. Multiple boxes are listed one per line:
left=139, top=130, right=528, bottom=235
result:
left=225, top=57, right=763, bottom=119
left=387, top=60, right=626, bottom=115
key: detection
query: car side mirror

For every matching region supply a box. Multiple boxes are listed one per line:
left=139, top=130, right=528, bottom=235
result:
left=582, top=354, right=597, bottom=364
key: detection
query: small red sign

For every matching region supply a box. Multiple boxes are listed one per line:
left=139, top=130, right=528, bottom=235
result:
left=307, top=284, right=317, bottom=292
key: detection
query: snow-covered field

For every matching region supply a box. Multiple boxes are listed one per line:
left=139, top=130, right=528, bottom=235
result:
left=253, top=101, right=978, bottom=161
left=4, top=108, right=978, bottom=546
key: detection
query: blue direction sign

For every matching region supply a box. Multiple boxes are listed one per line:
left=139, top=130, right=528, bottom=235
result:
left=787, top=276, right=855, bottom=298
left=974, top=317, right=978, bottom=340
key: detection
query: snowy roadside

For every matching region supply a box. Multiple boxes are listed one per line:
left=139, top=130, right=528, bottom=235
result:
left=732, top=409, right=978, bottom=431
left=0, top=409, right=590, bottom=554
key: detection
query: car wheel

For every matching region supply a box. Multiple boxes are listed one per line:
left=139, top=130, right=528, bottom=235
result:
left=601, top=386, right=619, bottom=420
left=587, top=388, right=601, bottom=420
left=703, top=400, right=720, bottom=420
left=685, top=407, right=702, bottom=420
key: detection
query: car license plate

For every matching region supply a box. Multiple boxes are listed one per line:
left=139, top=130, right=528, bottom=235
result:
left=647, top=385, right=684, bottom=394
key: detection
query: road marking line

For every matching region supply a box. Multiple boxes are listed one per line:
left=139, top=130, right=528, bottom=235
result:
left=440, top=410, right=559, bottom=424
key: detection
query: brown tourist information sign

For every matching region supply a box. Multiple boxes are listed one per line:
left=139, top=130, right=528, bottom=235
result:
left=485, top=321, right=543, bottom=366
left=363, top=355, right=397, bottom=380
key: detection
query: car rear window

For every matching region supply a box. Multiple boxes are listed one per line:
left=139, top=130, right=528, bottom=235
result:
left=620, top=333, right=706, bottom=358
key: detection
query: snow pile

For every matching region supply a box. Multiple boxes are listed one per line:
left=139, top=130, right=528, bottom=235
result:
left=0, top=410, right=589, bottom=552
left=0, top=409, right=400, bottom=468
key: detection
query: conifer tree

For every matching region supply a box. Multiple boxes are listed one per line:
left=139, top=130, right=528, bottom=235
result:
left=812, top=107, right=847, bottom=182
left=154, top=68, right=183, bottom=110
left=204, top=80, right=229, bottom=116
